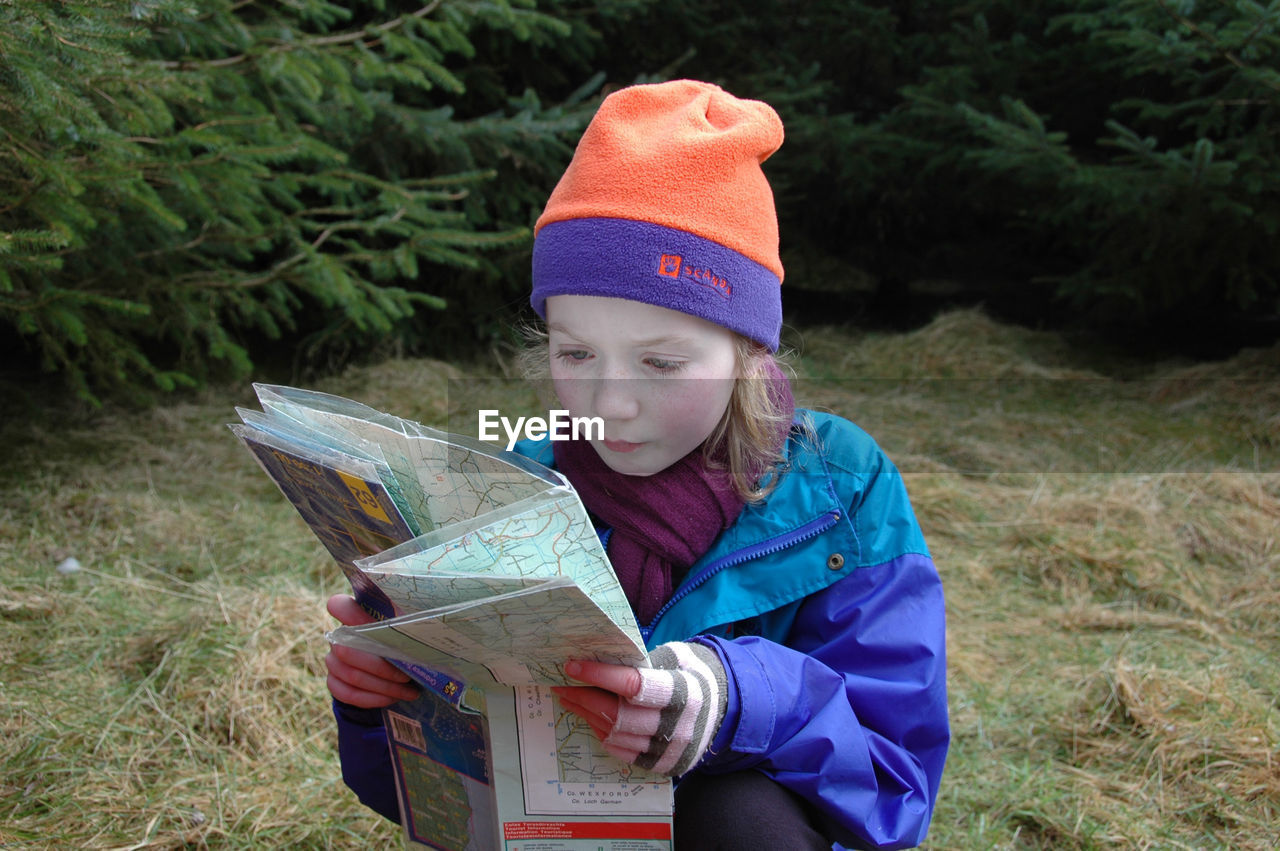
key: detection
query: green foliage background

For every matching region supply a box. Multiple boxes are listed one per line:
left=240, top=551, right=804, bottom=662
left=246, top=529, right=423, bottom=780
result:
left=621, top=0, right=1280, bottom=329
left=3, top=0, right=1278, bottom=402
left=0, top=0, right=618, bottom=402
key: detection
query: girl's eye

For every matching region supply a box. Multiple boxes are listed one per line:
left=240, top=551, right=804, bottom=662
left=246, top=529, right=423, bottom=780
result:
left=554, top=349, right=591, bottom=364
left=645, top=358, right=685, bottom=373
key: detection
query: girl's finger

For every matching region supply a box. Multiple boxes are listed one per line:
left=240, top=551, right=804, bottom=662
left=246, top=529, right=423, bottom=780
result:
left=327, top=673, right=406, bottom=709
left=555, top=692, right=616, bottom=741
left=563, top=659, right=644, bottom=698
left=330, top=641, right=414, bottom=683
left=553, top=685, right=620, bottom=718
left=327, top=594, right=379, bottom=627
left=326, top=651, right=419, bottom=704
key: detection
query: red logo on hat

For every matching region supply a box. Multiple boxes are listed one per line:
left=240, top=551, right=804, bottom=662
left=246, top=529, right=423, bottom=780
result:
left=658, top=254, right=683, bottom=278
left=656, top=253, right=732, bottom=298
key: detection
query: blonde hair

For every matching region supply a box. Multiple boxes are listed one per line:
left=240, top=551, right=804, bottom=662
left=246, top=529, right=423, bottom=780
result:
left=518, top=326, right=792, bottom=503
left=703, top=337, right=792, bottom=502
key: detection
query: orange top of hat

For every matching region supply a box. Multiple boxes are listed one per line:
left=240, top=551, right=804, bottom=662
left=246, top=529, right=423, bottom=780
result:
left=535, top=80, right=785, bottom=282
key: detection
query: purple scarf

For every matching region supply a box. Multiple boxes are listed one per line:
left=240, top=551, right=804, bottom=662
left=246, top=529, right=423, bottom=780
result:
left=553, top=363, right=794, bottom=625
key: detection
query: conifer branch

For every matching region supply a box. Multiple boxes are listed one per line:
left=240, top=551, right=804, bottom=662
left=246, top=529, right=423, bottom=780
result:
left=171, top=251, right=308, bottom=291
left=1154, top=0, right=1280, bottom=92
left=306, top=0, right=444, bottom=47
left=133, top=226, right=211, bottom=260
left=158, top=1, right=444, bottom=69
left=309, top=207, right=408, bottom=248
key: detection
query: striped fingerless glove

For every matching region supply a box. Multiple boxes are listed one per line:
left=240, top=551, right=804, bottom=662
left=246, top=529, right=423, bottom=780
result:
left=601, top=641, right=728, bottom=777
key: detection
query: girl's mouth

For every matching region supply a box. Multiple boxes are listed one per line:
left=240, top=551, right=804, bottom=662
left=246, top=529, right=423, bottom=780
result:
left=602, top=438, right=642, bottom=454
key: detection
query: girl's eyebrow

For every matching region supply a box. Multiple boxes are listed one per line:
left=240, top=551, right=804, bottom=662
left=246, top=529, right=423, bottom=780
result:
left=632, top=335, right=697, bottom=348
left=545, top=322, right=584, bottom=341
left=547, top=324, right=697, bottom=349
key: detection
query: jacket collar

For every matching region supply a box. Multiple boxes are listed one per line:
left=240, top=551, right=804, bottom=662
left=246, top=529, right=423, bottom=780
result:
left=692, top=422, right=844, bottom=568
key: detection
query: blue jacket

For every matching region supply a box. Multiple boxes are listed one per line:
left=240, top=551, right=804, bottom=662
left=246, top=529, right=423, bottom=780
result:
left=333, top=410, right=949, bottom=849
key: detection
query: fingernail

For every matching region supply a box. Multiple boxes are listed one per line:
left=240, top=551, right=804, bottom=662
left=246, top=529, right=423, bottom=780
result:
left=564, top=660, right=582, bottom=678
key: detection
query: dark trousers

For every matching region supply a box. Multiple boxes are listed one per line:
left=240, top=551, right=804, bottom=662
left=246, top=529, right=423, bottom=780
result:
left=674, top=770, right=832, bottom=850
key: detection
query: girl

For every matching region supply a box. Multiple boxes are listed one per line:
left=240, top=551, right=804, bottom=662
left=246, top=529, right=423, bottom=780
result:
left=325, top=80, right=949, bottom=850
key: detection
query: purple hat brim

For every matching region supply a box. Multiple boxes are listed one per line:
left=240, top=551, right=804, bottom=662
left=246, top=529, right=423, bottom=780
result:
left=532, top=218, right=782, bottom=352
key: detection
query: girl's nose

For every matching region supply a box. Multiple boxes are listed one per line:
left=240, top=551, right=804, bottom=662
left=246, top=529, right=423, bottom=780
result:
left=592, top=376, right=640, bottom=421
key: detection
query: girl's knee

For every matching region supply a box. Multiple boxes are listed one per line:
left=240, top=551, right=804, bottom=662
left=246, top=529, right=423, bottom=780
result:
left=674, top=771, right=830, bottom=850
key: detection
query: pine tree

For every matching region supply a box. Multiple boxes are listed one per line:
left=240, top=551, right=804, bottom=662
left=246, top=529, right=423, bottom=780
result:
left=903, top=0, right=1280, bottom=325
left=588, top=0, right=1280, bottom=336
left=0, top=0, right=618, bottom=402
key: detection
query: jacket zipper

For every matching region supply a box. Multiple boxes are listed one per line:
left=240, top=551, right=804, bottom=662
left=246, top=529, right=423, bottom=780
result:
left=640, top=509, right=843, bottom=644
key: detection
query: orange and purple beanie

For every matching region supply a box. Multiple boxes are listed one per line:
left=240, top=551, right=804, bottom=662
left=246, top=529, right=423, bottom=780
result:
left=531, top=80, right=785, bottom=351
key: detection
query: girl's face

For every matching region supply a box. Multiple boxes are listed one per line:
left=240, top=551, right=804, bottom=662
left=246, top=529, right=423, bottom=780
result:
left=546, top=295, right=739, bottom=477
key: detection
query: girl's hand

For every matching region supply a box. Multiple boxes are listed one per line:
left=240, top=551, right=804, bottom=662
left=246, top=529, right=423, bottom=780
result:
left=552, top=660, right=644, bottom=741
left=551, top=642, right=728, bottom=777
left=324, top=594, right=419, bottom=708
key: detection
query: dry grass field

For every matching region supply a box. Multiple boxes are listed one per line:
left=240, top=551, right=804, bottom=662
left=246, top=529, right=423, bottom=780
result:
left=1, top=310, right=1276, bottom=849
